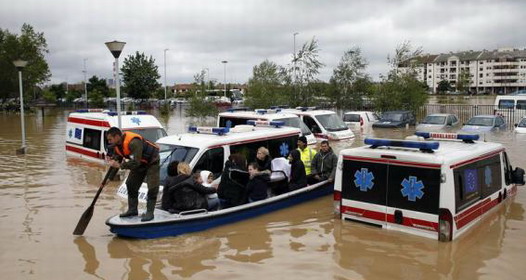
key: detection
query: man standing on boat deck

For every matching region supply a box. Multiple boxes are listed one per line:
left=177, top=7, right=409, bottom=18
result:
left=106, top=127, right=160, bottom=222
left=309, top=140, right=337, bottom=184
left=297, top=136, right=317, bottom=176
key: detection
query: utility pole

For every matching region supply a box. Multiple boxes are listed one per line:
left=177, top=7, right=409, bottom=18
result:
left=222, top=60, right=228, bottom=98
left=164, top=48, right=169, bottom=101
left=83, top=58, right=88, bottom=108
left=293, top=32, right=299, bottom=99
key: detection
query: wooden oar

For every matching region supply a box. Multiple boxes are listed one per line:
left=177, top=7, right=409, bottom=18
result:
left=73, top=167, right=118, bottom=235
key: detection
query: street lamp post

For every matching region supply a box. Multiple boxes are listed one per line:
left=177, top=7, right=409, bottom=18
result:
left=293, top=32, right=299, bottom=88
left=13, top=59, right=28, bottom=154
left=164, top=48, right=169, bottom=101
left=221, top=61, right=228, bottom=98
left=105, top=40, right=126, bottom=129
left=83, top=58, right=88, bottom=108
left=204, top=67, right=210, bottom=91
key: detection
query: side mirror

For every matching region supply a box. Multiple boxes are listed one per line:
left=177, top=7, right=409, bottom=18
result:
left=515, top=123, right=518, bottom=127
left=512, top=167, right=525, bottom=186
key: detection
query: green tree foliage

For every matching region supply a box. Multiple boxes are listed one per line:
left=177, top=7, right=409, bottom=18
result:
left=186, top=70, right=218, bottom=119
left=65, top=89, right=82, bottom=103
left=437, top=80, right=452, bottom=94
left=49, top=83, right=66, bottom=101
left=41, top=89, right=56, bottom=103
left=456, top=69, right=471, bottom=93
left=121, top=51, right=161, bottom=100
left=0, top=24, right=51, bottom=102
left=329, top=47, right=371, bottom=109
left=89, top=89, right=105, bottom=108
left=291, top=37, right=324, bottom=106
left=374, top=41, right=428, bottom=113
left=87, top=75, right=109, bottom=97
left=246, top=60, right=290, bottom=108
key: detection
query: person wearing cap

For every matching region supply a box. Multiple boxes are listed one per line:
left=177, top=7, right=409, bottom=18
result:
left=297, top=136, right=317, bottom=176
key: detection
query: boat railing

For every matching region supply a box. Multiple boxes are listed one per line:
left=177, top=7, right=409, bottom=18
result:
left=178, top=209, right=208, bottom=216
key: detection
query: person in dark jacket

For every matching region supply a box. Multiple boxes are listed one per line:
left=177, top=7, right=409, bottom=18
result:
left=256, top=147, right=272, bottom=173
left=169, top=166, right=218, bottom=213
left=161, top=161, right=185, bottom=211
left=288, top=149, right=307, bottom=191
left=246, top=162, right=270, bottom=202
left=217, top=153, right=248, bottom=208
left=309, top=140, right=338, bottom=184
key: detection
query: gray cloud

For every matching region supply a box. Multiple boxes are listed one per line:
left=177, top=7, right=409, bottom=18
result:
left=1, top=0, right=524, bottom=85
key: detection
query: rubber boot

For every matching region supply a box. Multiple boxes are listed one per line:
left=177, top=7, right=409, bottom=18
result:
left=120, top=197, right=139, bottom=218
left=141, top=198, right=156, bottom=222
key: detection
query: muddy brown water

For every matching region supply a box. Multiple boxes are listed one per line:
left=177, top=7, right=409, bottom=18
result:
left=1, top=103, right=526, bottom=279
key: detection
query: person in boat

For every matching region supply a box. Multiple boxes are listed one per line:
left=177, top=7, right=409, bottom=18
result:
left=161, top=161, right=191, bottom=211
left=106, top=127, right=160, bottom=222
left=256, top=147, right=272, bottom=173
left=297, top=136, right=317, bottom=176
left=199, top=170, right=220, bottom=211
left=217, top=153, right=248, bottom=208
left=246, top=162, right=270, bottom=203
left=308, top=140, right=337, bottom=184
left=288, top=149, right=308, bottom=191
left=168, top=163, right=218, bottom=213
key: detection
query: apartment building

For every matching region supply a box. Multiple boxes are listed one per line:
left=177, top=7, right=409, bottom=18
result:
left=398, top=48, right=526, bottom=94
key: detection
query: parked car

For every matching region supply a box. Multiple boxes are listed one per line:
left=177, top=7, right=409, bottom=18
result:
left=461, top=115, right=506, bottom=133
left=372, top=110, right=415, bottom=128
left=343, top=111, right=379, bottom=129
left=416, top=113, right=459, bottom=132
left=515, top=116, right=526, bottom=134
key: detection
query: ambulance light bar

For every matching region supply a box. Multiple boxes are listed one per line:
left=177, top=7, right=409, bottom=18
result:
left=415, top=132, right=479, bottom=143
left=75, top=109, right=105, bottom=113
left=246, top=120, right=285, bottom=128
left=295, top=106, right=318, bottom=111
left=364, top=138, right=439, bottom=152
left=255, top=108, right=282, bottom=114
left=188, top=126, right=229, bottom=135
left=106, top=111, right=148, bottom=116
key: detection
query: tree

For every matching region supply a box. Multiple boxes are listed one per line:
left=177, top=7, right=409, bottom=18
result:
left=87, top=75, right=109, bottom=97
left=121, top=51, right=161, bottom=100
left=0, top=24, right=51, bottom=102
left=373, top=42, right=428, bottom=113
left=49, top=83, right=66, bottom=101
left=437, top=80, right=452, bottom=94
left=245, top=60, right=290, bottom=108
left=387, top=40, right=423, bottom=79
left=186, top=70, right=218, bottom=119
left=290, top=37, right=324, bottom=106
left=89, top=89, right=105, bottom=108
left=329, top=47, right=371, bottom=110
left=456, top=69, right=471, bottom=93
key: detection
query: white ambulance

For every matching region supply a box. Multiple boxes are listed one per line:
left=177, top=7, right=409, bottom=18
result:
left=217, top=108, right=317, bottom=146
left=283, top=107, right=354, bottom=141
left=333, top=132, right=525, bottom=241
left=117, top=121, right=302, bottom=202
left=65, top=109, right=167, bottom=163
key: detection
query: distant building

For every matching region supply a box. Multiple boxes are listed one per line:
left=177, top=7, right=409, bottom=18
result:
left=397, top=47, right=526, bottom=94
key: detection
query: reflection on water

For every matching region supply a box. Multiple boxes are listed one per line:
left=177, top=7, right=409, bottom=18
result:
left=2, top=106, right=526, bottom=279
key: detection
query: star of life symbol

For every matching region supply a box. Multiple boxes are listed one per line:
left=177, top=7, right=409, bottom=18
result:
left=401, top=176, right=425, bottom=201
left=131, top=117, right=141, bottom=125
left=279, top=142, right=289, bottom=157
left=354, top=168, right=374, bottom=192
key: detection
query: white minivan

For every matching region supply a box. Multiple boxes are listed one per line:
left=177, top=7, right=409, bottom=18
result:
left=494, top=95, right=526, bottom=125
left=343, top=111, right=379, bottom=130
left=283, top=107, right=355, bottom=141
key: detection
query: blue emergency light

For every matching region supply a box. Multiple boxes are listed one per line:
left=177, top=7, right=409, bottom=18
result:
left=255, top=109, right=267, bottom=114
left=415, top=131, right=479, bottom=143
left=75, top=109, right=104, bottom=113
left=364, top=137, right=439, bottom=152
left=188, top=126, right=229, bottom=135
left=246, top=120, right=285, bottom=128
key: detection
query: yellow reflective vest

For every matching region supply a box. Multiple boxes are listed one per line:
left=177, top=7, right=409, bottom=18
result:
left=298, top=147, right=317, bottom=175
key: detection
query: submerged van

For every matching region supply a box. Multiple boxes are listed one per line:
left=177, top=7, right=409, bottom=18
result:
left=117, top=122, right=302, bottom=202
left=333, top=132, right=525, bottom=241
left=65, top=109, right=167, bottom=163
left=494, top=95, right=526, bottom=124
left=283, top=107, right=354, bottom=141
left=217, top=108, right=317, bottom=145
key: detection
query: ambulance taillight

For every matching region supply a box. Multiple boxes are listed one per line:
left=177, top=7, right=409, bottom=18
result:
left=439, top=208, right=453, bottom=242
left=333, top=190, right=342, bottom=214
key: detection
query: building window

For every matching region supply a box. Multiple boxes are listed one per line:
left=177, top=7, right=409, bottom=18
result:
left=479, top=73, right=483, bottom=78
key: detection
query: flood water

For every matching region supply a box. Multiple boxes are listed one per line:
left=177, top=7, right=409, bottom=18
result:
left=2, top=100, right=526, bottom=279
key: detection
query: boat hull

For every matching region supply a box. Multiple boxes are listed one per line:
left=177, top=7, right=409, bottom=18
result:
left=106, top=181, right=333, bottom=239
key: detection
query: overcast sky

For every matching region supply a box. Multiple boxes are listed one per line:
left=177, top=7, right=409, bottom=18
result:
left=2, top=0, right=525, bottom=86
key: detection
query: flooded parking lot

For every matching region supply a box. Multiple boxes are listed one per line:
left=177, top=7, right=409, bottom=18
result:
left=1, top=104, right=526, bottom=279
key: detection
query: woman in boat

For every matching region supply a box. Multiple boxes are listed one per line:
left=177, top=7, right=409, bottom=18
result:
left=161, top=161, right=191, bottom=211
left=199, top=170, right=220, bottom=211
left=217, top=153, right=248, bottom=208
left=256, top=147, right=272, bottom=173
left=246, top=162, right=270, bottom=203
left=165, top=163, right=217, bottom=213
left=288, top=149, right=308, bottom=191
